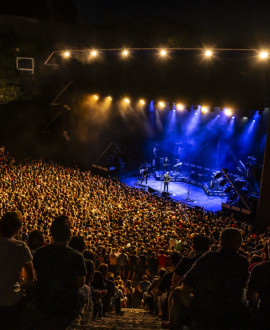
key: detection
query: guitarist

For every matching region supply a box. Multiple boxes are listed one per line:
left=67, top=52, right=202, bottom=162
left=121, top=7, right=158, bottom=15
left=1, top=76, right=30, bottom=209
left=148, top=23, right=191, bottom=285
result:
left=141, top=167, right=149, bottom=184
left=163, top=171, right=171, bottom=192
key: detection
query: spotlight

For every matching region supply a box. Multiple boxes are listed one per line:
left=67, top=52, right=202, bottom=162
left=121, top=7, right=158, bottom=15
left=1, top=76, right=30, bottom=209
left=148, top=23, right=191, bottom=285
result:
left=107, top=96, right=112, bottom=100
left=90, top=50, right=98, bottom=57
left=124, top=98, right=130, bottom=104
left=93, top=94, right=99, bottom=100
left=204, top=49, right=212, bottom=57
left=259, top=51, right=269, bottom=59
left=122, top=49, right=129, bottom=57
left=63, top=51, right=70, bottom=58
left=243, top=117, right=248, bottom=120
left=160, top=49, right=167, bottom=57
left=176, top=103, right=184, bottom=111
left=201, top=106, right=209, bottom=114
left=139, top=99, right=146, bottom=105
left=158, top=101, right=165, bottom=108
left=224, top=108, right=232, bottom=116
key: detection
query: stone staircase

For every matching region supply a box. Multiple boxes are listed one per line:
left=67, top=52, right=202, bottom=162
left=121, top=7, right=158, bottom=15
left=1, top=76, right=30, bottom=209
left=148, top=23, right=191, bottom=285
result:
left=73, top=308, right=163, bottom=330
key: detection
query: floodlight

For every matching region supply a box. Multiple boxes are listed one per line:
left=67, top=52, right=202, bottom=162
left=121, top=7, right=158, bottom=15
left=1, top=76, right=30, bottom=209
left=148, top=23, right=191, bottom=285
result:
left=160, top=49, right=167, bottom=57
left=139, top=99, right=146, bottom=105
left=63, top=51, right=70, bottom=58
left=122, top=49, right=129, bottom=57
left=91, top=50, right=98, bottom=57
left=158, top=101, right=165, bottom=108
left=224, top=108, right=232, bottom=116
left=176, top=103, right=184, bottom=111
left=259, top=51, right=269, bottom=59
left=204, top=49, right=212, bottom=57
left=201, top=106, right=209, bottom=113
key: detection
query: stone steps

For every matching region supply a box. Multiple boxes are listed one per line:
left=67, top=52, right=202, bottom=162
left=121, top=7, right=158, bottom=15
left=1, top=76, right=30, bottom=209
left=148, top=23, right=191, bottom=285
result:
left=73, top=308, right=163, bottom=330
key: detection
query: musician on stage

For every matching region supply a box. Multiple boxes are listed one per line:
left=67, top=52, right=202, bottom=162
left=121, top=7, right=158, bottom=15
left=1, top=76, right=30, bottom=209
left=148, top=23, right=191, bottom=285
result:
left=163, top=171, right=171, bottom=192
left=141, top=167, right=149, bottom=184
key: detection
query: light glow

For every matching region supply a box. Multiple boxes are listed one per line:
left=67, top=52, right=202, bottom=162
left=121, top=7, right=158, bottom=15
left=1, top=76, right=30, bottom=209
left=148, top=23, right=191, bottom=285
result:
left=124, top=98, right=130, bottom=104
left=204, top=49, right=212, bottom=57
left=122, top=49, right=129, bottom=57
left=63, top=51, right=70, bottom=58
left=158, top=101, right=165, bottom=108
left=93, top=94, right=99, bottom=100
left=176, top=103, right=184, bottom=111
left=259, top=51, right=269, bottom=59
left=224, top=108, right=232, bottom=116
left=160, top=49, right=167, bottom=57
left=107, top=96, right=112, bottom=100
left=139, top=99, right=146, bottom=105
left=90, top=50, right=98, bottom=57
left=201, top=106, right=209, bottom=113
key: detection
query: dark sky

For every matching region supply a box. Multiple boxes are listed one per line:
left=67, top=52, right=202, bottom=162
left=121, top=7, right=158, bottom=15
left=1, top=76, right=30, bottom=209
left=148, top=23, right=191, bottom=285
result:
left=74, top=0, right=270, bottom=46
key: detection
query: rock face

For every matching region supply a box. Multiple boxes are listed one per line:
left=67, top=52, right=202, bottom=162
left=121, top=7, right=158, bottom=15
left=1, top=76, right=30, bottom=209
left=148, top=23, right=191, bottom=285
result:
left=74, top=308, right=163, bottom=329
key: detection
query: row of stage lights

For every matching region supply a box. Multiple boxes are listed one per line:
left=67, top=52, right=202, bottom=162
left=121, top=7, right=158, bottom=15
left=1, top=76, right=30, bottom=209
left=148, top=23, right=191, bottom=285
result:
left=89, top=94, right=234, bottom=116
left=63, top=48, right=270, bottom=60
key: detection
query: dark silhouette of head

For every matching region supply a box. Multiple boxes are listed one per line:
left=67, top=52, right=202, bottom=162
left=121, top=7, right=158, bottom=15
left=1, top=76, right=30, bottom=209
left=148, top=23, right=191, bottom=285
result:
left=221, top=228, right=242, bottom=251
left=0, top=211, right=22, bottom=237
left=193, top=235, right=210, bottom=253
left=50, top=215, right=71, bottom=243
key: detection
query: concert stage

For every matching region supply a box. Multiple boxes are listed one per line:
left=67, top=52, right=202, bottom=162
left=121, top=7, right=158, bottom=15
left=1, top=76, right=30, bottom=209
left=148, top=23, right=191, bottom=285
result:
left=119, top=173, right=227, bottom=212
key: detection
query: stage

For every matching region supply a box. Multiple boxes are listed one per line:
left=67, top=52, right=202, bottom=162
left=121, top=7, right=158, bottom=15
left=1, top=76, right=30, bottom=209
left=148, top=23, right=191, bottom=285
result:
left=119, top=172, right=227, bottom=212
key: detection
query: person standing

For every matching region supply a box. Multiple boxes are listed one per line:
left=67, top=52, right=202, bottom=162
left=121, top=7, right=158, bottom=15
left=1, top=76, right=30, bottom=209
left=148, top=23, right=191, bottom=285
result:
left=33, top=216, right=89, bottom=322
left=140, top=168, right=149, bottom=185
left=170, top=228, right=249, bottom=329
left=0, top=212, right=34, bottom=329
left=163, top=172, right=171, bottom=193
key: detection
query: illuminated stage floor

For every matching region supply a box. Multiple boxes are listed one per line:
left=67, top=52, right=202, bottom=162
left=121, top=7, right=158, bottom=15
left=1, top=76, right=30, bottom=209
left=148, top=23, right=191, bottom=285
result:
left=119, top=173, right=227, bottom=212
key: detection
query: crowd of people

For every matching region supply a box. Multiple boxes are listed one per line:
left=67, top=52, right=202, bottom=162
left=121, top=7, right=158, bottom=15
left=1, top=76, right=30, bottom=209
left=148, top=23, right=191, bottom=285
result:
left=0, top=154, right=269, bottom=329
